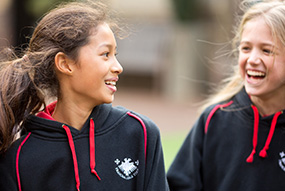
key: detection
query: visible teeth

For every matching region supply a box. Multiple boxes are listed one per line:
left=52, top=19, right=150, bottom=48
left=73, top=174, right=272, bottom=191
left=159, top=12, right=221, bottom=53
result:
left=105, top=81, right=116, bottom=86
left=247, top=70, right=265, bottom=77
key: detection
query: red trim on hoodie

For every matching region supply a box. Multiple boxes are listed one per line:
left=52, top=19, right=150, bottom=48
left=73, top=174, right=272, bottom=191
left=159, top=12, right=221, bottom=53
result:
left=36, top=101, right=57, bottom=120
left=31, top=102, right=149, bottom=190
left=16, top=133, right=31, bottom=191
left=127, top=112, right=148, bottom=163
left=36, top=101, right=101, bottom=191
left=205, top=101, right=233, bottom=133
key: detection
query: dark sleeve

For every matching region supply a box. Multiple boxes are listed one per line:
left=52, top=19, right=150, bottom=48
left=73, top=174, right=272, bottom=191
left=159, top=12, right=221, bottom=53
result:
left=142, top=116, right=170, bottom=191
left=167, top=113, right=206, bottom=191
left=0, top=144, right=19, bottom=191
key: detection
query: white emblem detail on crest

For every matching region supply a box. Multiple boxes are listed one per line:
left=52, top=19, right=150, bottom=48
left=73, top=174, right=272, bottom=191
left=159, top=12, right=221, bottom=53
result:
left=278, top=151, right=285, bottom=172
left=115, top=158, right=139, bottom=180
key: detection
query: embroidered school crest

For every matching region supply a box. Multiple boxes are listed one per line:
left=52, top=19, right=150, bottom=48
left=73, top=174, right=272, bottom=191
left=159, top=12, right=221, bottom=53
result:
left=115, top=158, right=139, bottom=180
left=278, top=151, right=285, bottom=172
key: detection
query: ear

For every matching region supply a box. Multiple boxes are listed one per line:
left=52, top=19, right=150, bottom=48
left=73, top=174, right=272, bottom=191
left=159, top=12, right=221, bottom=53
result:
left=54, top=52, right=75, bottom=75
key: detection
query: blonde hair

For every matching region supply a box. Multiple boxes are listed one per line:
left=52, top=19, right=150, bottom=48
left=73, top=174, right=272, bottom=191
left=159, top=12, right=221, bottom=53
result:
left=200, top=0, right=285, bottom=112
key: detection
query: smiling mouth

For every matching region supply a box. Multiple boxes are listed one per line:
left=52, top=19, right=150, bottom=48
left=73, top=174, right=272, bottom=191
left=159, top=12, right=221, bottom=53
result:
left=105, top=80, right=116, bottom=86
left=247, top=70, right=266, bottom=79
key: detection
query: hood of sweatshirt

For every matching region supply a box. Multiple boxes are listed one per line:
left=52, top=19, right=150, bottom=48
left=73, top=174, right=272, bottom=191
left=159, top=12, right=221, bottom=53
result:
left=233, top=88, right=284, bottom=125
left=205, top=88, right=285, bottom=163
left=24, top=101, right=127, bottom=138
left=234, top=88, right=284, bottom=162
left=20, top=102, right=131, bottom=191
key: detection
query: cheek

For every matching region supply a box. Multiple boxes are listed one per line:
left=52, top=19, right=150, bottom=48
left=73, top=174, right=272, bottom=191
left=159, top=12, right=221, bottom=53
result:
left=238, top=55, right=246, bottom=78
left=274, top=61, right=285, bottom=83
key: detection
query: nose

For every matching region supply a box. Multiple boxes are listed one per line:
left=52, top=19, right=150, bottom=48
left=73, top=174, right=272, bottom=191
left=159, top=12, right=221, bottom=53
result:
left=247, top=49, right=262, bottom=65
left=111, top=57, right=123, bottom=74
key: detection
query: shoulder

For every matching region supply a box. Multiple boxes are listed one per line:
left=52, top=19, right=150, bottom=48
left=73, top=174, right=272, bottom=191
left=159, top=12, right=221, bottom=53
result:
left=202, top=88, right=251, bottom=121
left=0, top=137, right=22, bottom=160
left=0, top=136, right=26, bottom=176
left=198, top=100, right=235, bottom=134
left=127, top=110, right=160, bottom=133
left=201, top=87, right=249, bottom=117
left=112, top=105, right=160, bottom=136
left=1, top=133, right=32, bottom=157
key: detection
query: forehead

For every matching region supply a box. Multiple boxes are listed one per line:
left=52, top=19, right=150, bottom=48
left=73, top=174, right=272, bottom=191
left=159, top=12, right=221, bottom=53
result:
left=85, top=23, right=115, bottom=47
left=242, top=17, right=285, bottom=51
left=89, top=23, right=113, bottom=38
left=242, top=18, right=272, bottom=40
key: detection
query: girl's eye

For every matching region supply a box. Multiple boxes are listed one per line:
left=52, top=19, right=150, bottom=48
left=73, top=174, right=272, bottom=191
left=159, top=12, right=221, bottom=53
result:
left=240, top=46, right=250, bottom=51
left=103, top=52, right=109, bottom=57
left=102, top=51, right=118, bottom=58
left=263, top=49, right=273, bottom=55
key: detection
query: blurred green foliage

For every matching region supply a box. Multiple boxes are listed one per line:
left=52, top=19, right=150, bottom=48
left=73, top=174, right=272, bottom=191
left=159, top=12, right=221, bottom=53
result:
left=25, top=0, right=71, bottom=18
left=161, top=132, right=187, bottom=170
left=171, top=0, right=209, bottom=22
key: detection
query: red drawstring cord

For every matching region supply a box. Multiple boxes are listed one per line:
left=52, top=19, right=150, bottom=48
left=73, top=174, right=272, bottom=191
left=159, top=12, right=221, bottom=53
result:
left=247, top=107, right=283, bottom=163
left=246, top=105, right=259, bottom=163
left=89, top=118, right=101, bottom=180
left=259, top=111, right=282, bottom=158
left=62, top=125, right=81, bottom=191
left=62, top=119, right=101, bottom=191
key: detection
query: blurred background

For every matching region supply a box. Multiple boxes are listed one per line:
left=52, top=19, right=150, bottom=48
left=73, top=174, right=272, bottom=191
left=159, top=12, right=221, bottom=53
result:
left=0, top=0, right=241, bottom=169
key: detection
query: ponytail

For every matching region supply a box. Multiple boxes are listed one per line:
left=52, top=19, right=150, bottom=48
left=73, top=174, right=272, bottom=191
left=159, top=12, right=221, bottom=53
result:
left=0, top=51, right=44, bottom=153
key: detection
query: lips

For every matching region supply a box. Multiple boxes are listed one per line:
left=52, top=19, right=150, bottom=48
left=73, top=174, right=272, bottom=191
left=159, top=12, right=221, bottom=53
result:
left=247, top=69, right=266, bottom=79
left=105, top=80, right=116, bottom=86
left=105, top=78, right=118, bottom=92
left=245, top=69, right=267, bottom=86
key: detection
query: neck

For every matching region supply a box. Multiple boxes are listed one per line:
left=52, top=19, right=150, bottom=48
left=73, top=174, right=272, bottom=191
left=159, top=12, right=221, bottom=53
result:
left=251, top=93, right=285, bottom=116
left=52, top=100, right=93, bottom=130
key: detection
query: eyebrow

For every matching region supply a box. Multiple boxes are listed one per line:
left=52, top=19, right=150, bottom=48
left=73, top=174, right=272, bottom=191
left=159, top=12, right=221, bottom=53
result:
left=241, top=41, right=280, bottom=48
left=98, top=43, right=117, bottom=50
left=240, top=40, right=276, bottom=47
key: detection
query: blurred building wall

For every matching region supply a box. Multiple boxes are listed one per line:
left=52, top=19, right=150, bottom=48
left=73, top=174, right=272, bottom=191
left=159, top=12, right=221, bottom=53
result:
left=0, top=0, right=14, bottom=47
left=109, top=0, right=237, bottom=101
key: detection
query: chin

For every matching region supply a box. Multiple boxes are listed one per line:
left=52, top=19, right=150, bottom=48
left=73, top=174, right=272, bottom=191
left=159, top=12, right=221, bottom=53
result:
left=104, top=97, right=114, bottom=104
left=245, top=87, right=258, bottom=97
left=245, top=86, right=269, bottom=100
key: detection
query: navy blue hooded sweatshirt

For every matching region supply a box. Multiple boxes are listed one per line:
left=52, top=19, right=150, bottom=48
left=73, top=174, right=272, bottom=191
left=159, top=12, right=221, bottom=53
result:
left=0, top=102, right=169, bottom=191
left=167, top=88, right=285, bottom=191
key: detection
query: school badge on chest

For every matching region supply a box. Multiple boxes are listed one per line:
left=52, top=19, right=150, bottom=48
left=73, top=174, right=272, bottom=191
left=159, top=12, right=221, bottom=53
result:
left=114, top=158, right=139, bottom=180
left=278, top=151, right=285, bottom=172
